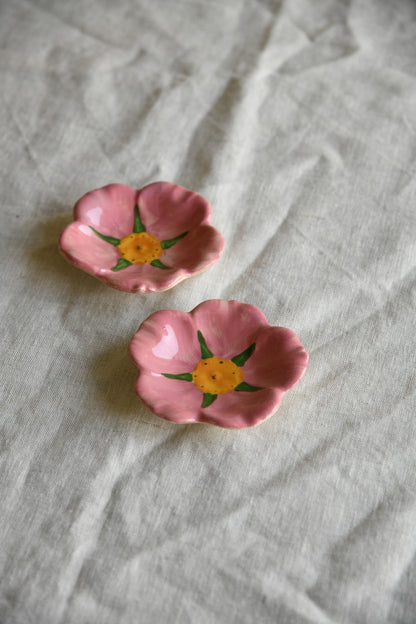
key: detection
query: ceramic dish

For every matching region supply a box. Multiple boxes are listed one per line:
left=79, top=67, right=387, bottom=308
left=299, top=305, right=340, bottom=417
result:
left=58, top=182, right=224, bottom=292
left=129, top=299, right=308, bottom=428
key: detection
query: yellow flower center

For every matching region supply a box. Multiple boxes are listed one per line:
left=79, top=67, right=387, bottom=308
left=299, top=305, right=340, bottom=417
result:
left=117, top=232, right=162, bottom=264
left=192, top=357, right=243, bottom=395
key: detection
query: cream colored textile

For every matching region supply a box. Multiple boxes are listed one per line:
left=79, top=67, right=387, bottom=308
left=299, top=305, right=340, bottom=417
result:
left=1, top=0, right=416, bottom=622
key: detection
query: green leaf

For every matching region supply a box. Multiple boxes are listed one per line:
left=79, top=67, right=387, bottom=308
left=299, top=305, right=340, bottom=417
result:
left=201, top=393, right=217, bottom=408
left=162, top=373, right=193, bottom=381
left=133, top=204, right=146, bottom=233
left=111, top=258, right=132, bottom=271
left=150, top=259, right=171, bottom=270
left=161, top=231, right=188, bottom=249
left=231, top=343, right=256, bottom=367
left=234, top=381, right=264, bottom=392
left=89, top=226, right=120, bottom=246
left=197, top=330, right=213, bottom=359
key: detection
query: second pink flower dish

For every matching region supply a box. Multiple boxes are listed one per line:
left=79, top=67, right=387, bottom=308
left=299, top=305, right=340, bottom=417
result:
left=59, top=182, right=224, bottom=293
left=129, top=299, right=308, bottom=429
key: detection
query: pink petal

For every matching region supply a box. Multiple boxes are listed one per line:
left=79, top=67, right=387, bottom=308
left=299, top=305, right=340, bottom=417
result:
left=96, top=263, right=179, bottom=293
left=200, top=388, right=282, bottom=428
left=59, top=221, right=119, bottom=274
left=191, top=300, right=270, bottom=360
left=243, top=326, right=308, bottom=390
left=129, top=309, right=200, bottom=374
left=74, top=184, right=138, bottom=239
left=138, top=181, right=211, bottom=240
left=162, top=225, right=224, bottom=272
left=136, top=372, right=203, bottom=424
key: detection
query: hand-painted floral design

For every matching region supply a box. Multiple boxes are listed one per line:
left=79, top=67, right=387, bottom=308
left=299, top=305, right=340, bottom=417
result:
left=129, top=300, right=308, bottom=428
left=59, top=182, right=224, bottom=292
left=162, top=330, right=263, bottom=408
left=88, top=202, right=188, bottom=272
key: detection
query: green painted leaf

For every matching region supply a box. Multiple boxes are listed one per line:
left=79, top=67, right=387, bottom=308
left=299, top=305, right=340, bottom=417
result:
left=162, top=373, right=193, bottom=381
left=111, top=258, right=132, bottom=271
left=161, top=231, right=188, bottom=249
left=234, top=381, right=264, bottom=392
left=89, top=226, right=120, bottom=246
left=231, top=343, right=256, bottom=367
left=201, top=393, right=217, bottom=408
left=150, top=259, right=171, bottom=270
left=197, top=330, right=213, bottom=359
left=133, top=204, right=146, bottom=233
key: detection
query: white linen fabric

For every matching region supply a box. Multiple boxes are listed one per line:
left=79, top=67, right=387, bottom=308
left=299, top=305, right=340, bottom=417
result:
left=1, top=0, right=416, bottom=622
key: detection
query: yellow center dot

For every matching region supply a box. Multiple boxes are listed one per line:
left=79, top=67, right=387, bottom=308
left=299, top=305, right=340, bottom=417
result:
left=192, top=357, right=243, bottom=395
left=117, top=232, right=162, bottom=264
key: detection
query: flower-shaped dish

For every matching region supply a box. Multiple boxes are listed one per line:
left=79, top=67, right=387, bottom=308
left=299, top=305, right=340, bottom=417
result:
left=59, top=182, right=224, bottom=292
left=129, top=299, right=308, bottom=428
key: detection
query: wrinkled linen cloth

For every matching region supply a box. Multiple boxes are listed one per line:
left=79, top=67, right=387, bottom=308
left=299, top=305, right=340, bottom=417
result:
left=1, top=0, right=416, bottom=622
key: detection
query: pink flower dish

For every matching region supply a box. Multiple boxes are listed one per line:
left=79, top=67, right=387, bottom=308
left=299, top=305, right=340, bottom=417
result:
left=58, top=182, right=224, bottom=293
left=129, top=299, right=308, bottom=428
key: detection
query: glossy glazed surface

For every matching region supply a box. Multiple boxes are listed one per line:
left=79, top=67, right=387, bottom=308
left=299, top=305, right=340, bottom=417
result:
left=59, top=182, right=224, bottom=292
left=129, top=299, right=309, bottom=428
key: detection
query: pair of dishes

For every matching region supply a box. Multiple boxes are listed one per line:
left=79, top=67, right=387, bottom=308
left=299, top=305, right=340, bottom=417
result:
left=59, top=182, right=308, bottom=428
